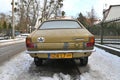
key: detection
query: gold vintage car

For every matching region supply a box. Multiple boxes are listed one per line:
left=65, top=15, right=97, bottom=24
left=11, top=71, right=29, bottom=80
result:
left=26, top=18, right=95, bottom=66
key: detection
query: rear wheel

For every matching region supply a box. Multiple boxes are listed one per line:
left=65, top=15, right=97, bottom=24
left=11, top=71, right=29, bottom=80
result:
left=80, top=57, right=88, bottom=66
left=34, top=58, right=43, bottom=66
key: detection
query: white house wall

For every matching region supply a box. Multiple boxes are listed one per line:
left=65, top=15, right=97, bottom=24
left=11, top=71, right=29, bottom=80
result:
left=105, top=6, right=120, bottom=22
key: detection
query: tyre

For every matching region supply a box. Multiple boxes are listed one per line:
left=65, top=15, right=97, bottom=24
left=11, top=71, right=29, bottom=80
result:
left=80, top=57, right=88, bottom=66
left=34, top=58, right=43, bottom=66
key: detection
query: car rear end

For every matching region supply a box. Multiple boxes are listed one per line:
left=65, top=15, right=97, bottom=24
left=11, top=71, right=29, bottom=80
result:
left=26, top=19, right=95, bottom=66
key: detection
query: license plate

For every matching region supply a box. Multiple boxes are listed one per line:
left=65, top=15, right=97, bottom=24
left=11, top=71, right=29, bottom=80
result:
left=50, top=53, right=72, bottom=59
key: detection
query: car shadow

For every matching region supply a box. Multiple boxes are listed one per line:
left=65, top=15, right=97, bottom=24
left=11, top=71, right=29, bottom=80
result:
left=28, top=59, right=90, bottom=77
left=74, top=59, right=90, bottom=73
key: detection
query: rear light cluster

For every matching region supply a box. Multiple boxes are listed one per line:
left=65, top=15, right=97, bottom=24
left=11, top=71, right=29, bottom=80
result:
left=26, top=37, right=36, bottom=48
left=86, top=37, right=95, bottom=47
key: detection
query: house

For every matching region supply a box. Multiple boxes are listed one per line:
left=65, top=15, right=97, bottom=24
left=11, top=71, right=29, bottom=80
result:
left=103, top=5, right=120, bottom=22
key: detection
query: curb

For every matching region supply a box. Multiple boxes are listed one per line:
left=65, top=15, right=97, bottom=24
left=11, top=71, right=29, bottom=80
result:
left=95, top=43, right=120, bottom=57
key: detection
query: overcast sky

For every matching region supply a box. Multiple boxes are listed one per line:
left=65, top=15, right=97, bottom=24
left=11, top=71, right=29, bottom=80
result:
left=0, top=0, right=120, bottom=19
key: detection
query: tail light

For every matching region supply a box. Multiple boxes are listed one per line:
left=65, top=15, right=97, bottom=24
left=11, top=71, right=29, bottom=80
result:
left=26, top=37, right=36, bottom=48
left=86, top=37, right=95, bottom=47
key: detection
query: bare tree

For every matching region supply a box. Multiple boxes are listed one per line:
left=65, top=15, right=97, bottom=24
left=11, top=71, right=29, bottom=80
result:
left=41, top=0, right=63, bottom=21
left=87, top=7, right=97, bottom=27
left=15, top=0, right=63, bottom=32
left=0, top=13, right=12, bottom=36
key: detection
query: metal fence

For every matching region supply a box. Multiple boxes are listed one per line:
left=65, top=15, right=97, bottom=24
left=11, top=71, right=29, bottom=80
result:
left=87, top=22, right=120, bottom=46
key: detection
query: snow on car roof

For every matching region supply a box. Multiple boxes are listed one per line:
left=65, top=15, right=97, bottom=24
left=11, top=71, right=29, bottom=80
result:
left=49, top=16, right=75, bottom=20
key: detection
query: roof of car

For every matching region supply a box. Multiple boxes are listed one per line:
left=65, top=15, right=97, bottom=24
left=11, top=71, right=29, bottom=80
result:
left=48, top=16, right=76, bottom=21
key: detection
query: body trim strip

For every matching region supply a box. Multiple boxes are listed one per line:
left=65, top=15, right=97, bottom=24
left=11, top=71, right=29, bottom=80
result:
left=26, top=48, right=95, bottom=54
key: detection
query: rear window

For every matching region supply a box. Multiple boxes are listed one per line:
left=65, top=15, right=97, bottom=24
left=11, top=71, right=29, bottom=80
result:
left=39, top=20, right=82, bottom=29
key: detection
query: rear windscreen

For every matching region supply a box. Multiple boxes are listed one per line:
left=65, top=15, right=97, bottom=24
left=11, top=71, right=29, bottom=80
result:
left=39, top=20, right=82, bottom=29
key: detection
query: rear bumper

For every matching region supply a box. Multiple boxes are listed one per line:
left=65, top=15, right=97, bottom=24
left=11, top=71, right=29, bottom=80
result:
left=26, top=49, right=95, bottom=59
left=26, top=48, right=95, bottom=54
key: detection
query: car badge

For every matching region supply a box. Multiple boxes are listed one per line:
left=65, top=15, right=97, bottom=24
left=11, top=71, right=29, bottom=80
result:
left=37, top=37, right=45, bottom=42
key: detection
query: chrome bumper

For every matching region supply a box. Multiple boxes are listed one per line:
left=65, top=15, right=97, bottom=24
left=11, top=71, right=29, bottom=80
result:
left=26, top=48, right=95, bottom=54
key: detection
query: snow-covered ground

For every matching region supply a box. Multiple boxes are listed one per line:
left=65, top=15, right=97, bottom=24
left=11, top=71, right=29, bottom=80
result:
left=95, top=39, right=120, bottom=45
left=80, top=47, right=120, bottom=80
left=105, top=44, right=120, bottom=49
left=0, top=38, right=25, bottom=46
left=0, top=47, right=120, bottom=80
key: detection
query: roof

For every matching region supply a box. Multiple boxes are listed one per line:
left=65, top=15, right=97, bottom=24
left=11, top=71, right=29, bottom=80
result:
left=49, top=16, right=74, bottom=20
left=103, top=5, right=120, bottom=22
left=34, top=16, right=76, bottom=29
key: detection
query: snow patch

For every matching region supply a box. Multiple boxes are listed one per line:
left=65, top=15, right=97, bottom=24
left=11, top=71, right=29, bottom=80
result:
left=0, top=38, right=25, bottom=46
left=95, top=43, right=120, bottom=52
left=0, top=47, right=120, bottom=80
left=105, top=44, right=120, bottom=49
left=80, top=47, right=120, bottom=80
left=0, top=52, right=33, bottom=80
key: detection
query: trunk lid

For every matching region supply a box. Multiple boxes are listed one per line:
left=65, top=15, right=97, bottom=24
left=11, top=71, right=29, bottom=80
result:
left=31, top=29, right=90, bottom=43
left=30, top=29, right=93, bottom=50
